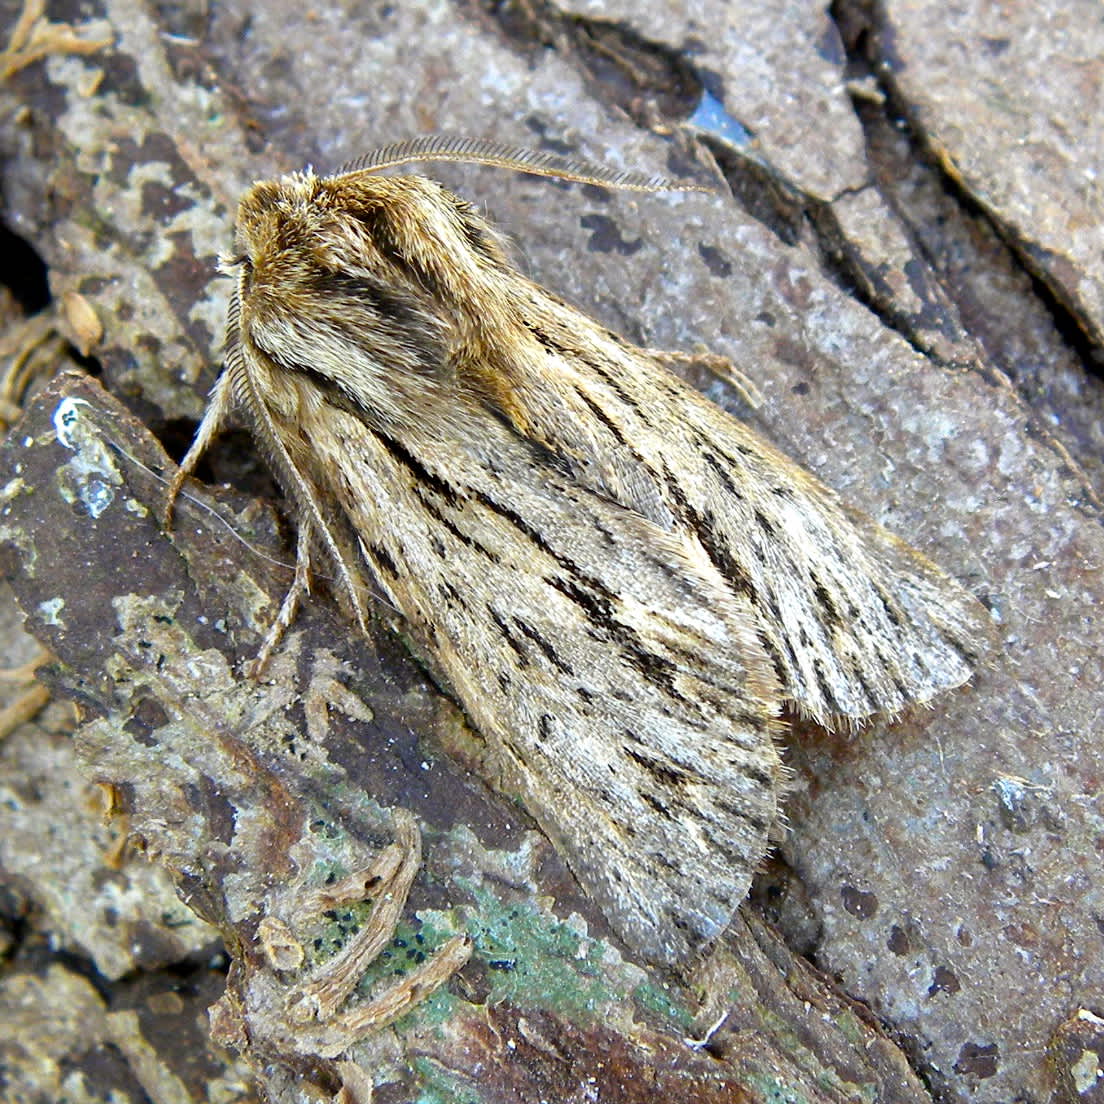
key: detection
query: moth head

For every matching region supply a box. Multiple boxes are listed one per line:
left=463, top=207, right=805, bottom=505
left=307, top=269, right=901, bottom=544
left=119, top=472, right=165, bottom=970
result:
left=228, top=170, right=495, bottom=430
left=235, top=170, right=512, bottom=309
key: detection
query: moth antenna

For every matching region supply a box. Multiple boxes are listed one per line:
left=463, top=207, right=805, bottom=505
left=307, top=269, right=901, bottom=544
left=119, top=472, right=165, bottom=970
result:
left=335, top=135, right=716, bottom=195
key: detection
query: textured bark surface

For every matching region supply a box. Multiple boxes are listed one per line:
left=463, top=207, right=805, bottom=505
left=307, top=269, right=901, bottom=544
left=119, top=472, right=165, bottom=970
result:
left=0, top=1, right=1100, bottom=1102
left=1, top=370, right=934, bottom=1102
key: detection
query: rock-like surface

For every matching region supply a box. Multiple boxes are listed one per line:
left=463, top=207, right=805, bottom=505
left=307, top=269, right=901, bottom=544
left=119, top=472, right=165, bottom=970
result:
left=1, top=368, right=936, bottom=1101
left=0, top=0, right=1100, bottom=1101
left=881, top=0, right=1104, bottom=359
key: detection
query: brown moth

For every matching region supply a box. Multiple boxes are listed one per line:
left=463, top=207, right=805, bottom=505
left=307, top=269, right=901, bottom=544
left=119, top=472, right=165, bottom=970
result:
left=167, top=137, right=991, bottom=964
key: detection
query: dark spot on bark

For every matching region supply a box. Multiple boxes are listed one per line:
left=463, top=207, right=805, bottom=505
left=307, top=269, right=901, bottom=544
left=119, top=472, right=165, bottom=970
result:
left=698, top=242, right=733, bottom=277
left=155, top=231, right=217, bottom=350
left=954, top=1042, right=999, bottom=1078
left=841, top=884, right=878, bottom=919
left=579, top=213, right=642, bottom=256
left=928, top=965, right=961, bottom=997
left=141, top=179, right=196, bottom=221
left=124, top=696, right=170, bottom=746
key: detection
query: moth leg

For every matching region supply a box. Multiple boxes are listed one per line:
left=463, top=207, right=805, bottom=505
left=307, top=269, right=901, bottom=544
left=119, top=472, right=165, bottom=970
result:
left=163, top=369, right=236, bottom=528
left=248, top=516, right=314, bottom=678
left=647, top=347, right=763, bottom=410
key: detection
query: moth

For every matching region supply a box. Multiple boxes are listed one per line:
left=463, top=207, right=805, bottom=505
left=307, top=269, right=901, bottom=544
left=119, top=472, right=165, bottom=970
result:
left=167, top=137, right=991, bottom=965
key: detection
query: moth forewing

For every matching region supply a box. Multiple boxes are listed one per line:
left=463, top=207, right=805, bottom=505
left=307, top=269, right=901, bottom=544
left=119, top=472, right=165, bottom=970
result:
left=304, top=391, right=786, bottom=961
left=471, top=276, right=993, bottom=726
left=168, top=142, right=991, bottom=964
